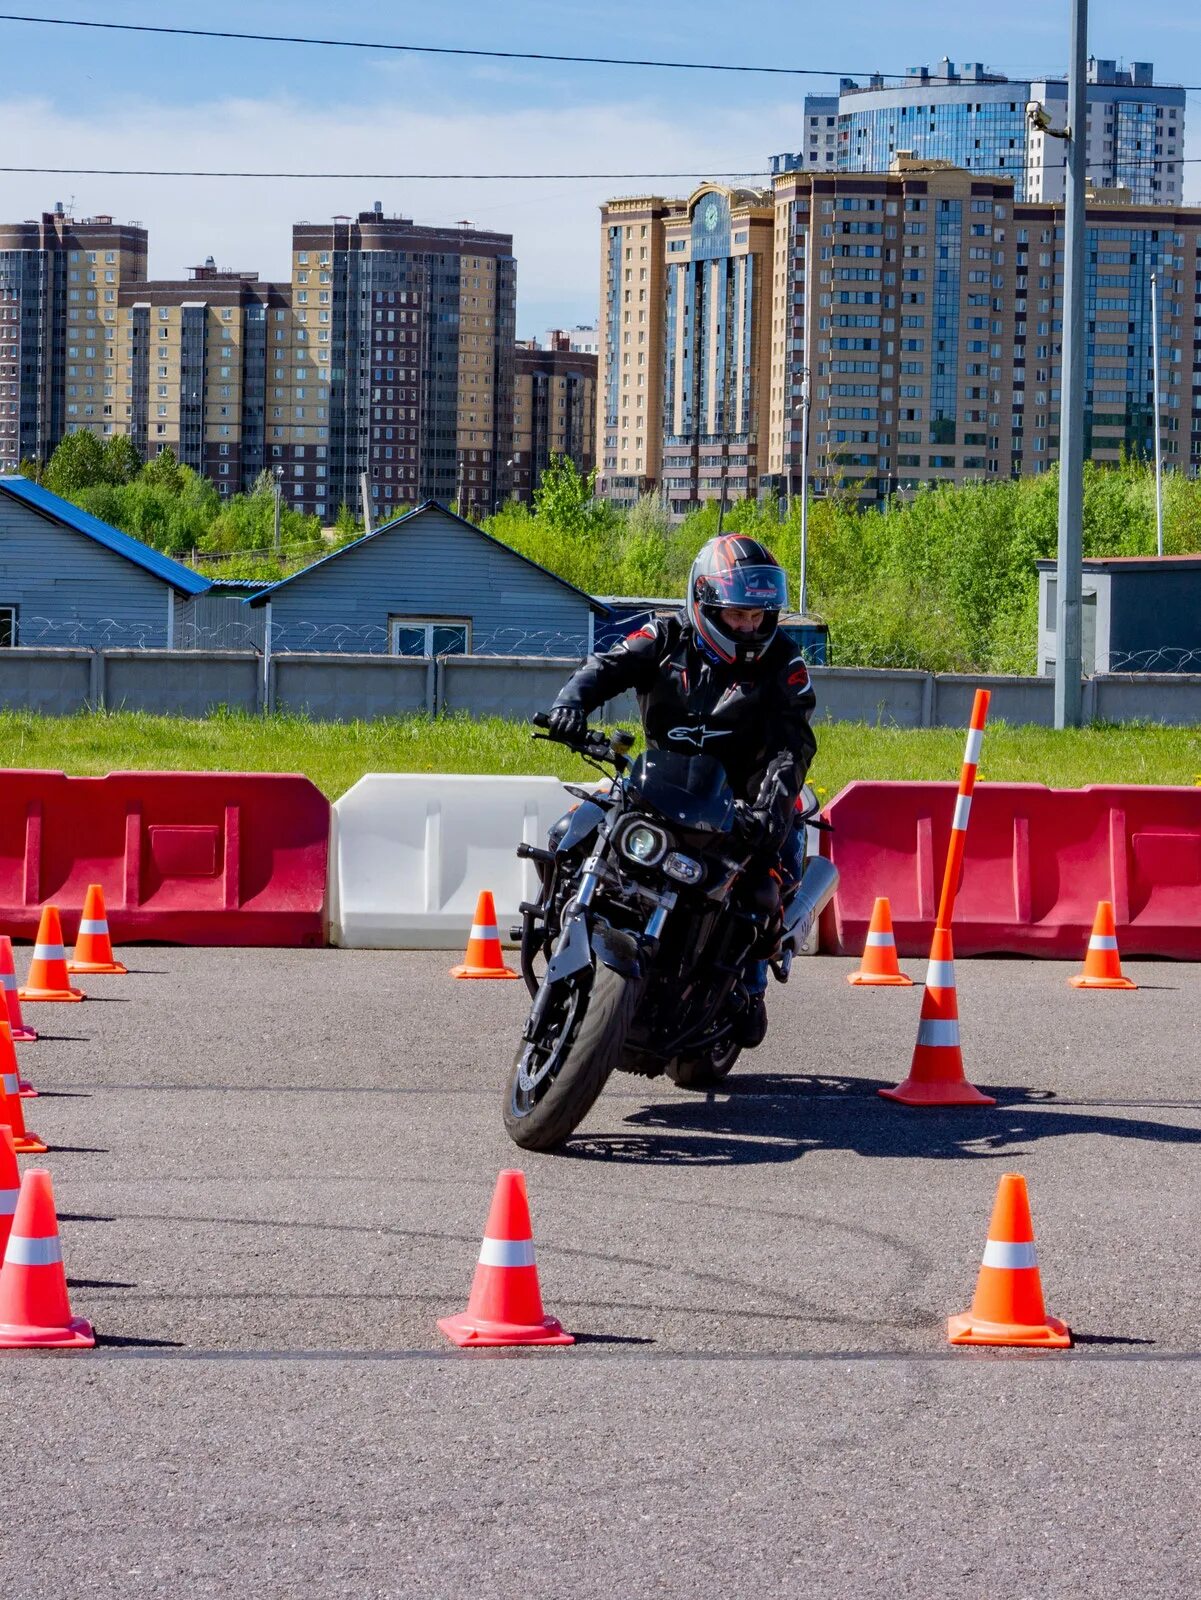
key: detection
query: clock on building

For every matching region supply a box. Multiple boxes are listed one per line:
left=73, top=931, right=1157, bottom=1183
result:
left=703, top=201, right=720, bottom=232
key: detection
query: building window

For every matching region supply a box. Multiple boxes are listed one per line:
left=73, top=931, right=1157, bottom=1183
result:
left=389, top=617, right=471, bottom=658
left=0, top=604, right=16, bottom=646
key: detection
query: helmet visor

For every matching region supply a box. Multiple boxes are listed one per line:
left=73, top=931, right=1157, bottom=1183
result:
left=695, top=563, right=789, bottom=614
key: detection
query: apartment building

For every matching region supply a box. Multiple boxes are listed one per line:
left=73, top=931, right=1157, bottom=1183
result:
left=286, top=206, right=517, bottom=523
left=598, top=196, right=672, bottom=506
left=771, top=58, right=1185, bottom=206
left=118, top=261, right=290, bottom=492
left=512, top=334, right=597, bottom=502
left=0, top=205, right=148, bottom=472
left=600, top=157, right=1201, bottom=511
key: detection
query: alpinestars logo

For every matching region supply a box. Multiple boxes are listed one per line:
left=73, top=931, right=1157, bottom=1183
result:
left=668, top=724, right=734, bottom=750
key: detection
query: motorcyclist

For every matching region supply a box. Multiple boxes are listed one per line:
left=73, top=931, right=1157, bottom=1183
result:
left=546, top=534, right=817, bottom=1050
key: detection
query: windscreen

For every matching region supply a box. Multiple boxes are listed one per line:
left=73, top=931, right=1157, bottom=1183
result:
left=625, top=748, right=736, bottom=835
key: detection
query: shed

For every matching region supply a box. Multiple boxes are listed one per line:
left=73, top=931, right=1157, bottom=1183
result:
left=247, top=500, right=608, bottom=657
left=1037, top=555, right=1201, bottom=674
left=0, top=476, right=208, bottom=650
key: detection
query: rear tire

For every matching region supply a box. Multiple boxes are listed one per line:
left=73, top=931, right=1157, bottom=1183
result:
left=667, top=1037, right=743, bottom=1090
left=504, top=965, right=643, bottom=1151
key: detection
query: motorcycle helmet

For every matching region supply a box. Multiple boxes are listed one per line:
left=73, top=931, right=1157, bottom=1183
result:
left=686, top=535, right=789, bottom=666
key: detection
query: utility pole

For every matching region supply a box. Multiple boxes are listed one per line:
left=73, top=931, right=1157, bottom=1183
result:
left=716, top=473, right=729, bottom=535
left=1034, top=0, right=1088, bottom=727
left=359, top=470, right=374, bottom=535
left=1151, top=271, right=1164, bottom=558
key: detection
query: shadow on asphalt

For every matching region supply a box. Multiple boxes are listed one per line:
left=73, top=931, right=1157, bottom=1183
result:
left=561, top=1073, right=1201, bottom=1167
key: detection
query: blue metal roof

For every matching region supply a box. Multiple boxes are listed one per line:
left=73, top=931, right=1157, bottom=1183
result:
left=0, top=476, right=210, bottom=596
left=245, top=500, right=610, bottom=613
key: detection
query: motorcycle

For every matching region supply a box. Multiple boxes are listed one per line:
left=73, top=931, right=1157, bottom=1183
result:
left=502, top=713, right=840, bottom=1152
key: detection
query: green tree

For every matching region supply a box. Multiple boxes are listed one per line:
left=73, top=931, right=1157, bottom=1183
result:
left=101, top=434, right=143, bottom=485
left=141, top=446, right=183, bottom=496
left=44, top=431, right=106, bottom=497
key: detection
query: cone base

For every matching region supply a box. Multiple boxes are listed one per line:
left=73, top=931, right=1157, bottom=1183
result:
left=880, top=1077, right=996, bottom=1107
left=11, top=1133, right=48, bottom=1154
left=947, top=1311, right=1071, bottom=1349
left=18, top=987, right=85, bottom=1003
left=847, top=971, right=913, bottom=987
left=67, top=959, right=127, bottom=976
left=437, top=1312, right=574, bottom=1348
left=18, top=1080, right=37, bottom=1099
left=449, top=964, right=519, bottom=980
left=10, top=1027, right=37, bottom=1043
left=0, top=1316, right=95, bottom=1350
left=1069, top=974, right=1136, bottom=991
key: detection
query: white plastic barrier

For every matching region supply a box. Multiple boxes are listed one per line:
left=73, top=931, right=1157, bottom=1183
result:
left=329, top=774, right=580, bottom=949
left=328, top=772, right=823, bottom=953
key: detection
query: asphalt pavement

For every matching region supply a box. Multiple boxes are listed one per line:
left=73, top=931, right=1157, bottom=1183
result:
left=1, top=945, right=1200, bottom=1597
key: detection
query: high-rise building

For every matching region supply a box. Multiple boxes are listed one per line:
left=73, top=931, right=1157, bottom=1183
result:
left=118, top=260, right=289, bottom=492
left=286, top=207, right=517, bottom=523
left=512, top=333, right=597, bottom=502
left=0, top=205, right=148, bottom=472
left=599, top=158, right=1201, bottom=512
left=598, top=196, right=672, bottom=506
left=771, top=58, right=1184, bottom=206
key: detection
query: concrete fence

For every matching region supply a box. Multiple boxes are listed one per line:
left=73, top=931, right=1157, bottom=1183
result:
left=0, top=646, right=1199, bottom=726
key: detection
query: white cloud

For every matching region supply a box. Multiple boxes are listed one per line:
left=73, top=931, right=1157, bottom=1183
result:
left=0, top=92, right=803, bottom=329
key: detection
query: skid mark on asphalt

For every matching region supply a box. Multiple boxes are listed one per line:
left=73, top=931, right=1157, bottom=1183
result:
left=69, top=1345, right=1189, bottom=1364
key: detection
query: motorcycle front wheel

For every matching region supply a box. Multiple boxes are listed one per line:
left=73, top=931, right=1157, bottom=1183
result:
left=503, top=964, right=642, bottom=1151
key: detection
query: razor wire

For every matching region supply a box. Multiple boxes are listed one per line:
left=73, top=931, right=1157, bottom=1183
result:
left=9, top=614, right=1201, bottom=676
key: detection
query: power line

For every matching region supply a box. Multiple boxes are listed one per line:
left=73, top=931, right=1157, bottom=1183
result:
left=0, top=12, right=931, bottom=78
left=0, top=166, right=768, bottom=180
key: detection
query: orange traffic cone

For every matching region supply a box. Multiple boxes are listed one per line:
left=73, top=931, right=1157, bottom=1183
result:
left=847, top=897, right=913, bottom=987
left=1070, top=900, right=1136, bottom=991
left=450, top=890, right=519, bottom=980
left=0, top=1168, right=94, bottom=1348
left=438, top=1170, right=574, bottom=1348
left=948, top=1172, right=1071, bottom=1348
left=68, top=884, right=127, bottom=976
left=879, top=925, right=995, bottom=1107
left=0, top=936, right=37, bottom=1043
left=0, top=1020, right=47, bottom=1154
left=18, top=907, right=85, bottom=1003
left=0, top=1126, right=17, bottom=1259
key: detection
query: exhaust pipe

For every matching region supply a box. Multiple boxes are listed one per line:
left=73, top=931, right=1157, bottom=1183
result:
left=781, top=857, right=839, bottom=956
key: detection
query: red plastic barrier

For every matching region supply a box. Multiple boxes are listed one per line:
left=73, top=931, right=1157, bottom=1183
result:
left=0, top=771, right=329, bottom=947
left=820, top=783, right=1201, bottom=959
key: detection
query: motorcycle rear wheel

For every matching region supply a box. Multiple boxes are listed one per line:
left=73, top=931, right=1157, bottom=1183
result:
left=666, top=1037, right=743, bottom=1090
left=504, top=965, right=643, bottom=1151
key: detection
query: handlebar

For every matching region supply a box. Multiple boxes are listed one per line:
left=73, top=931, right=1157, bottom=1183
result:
left=532, top=711, right=635, bottom=769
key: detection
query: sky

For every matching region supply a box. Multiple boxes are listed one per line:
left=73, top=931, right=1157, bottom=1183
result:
left=2, top=1, right=1200, bottom=336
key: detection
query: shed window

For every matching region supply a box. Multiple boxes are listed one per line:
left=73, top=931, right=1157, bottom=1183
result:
left=0, top=605, right=15, bottom=647
left=389, top=617, right=470, bottom=658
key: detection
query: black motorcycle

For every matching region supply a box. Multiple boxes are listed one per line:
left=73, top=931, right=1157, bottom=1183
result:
left=502, top=713, right=839, bottom=1151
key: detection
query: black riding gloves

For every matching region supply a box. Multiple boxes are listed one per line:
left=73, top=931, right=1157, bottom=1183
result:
left=548, top=706, right=588, bottom=743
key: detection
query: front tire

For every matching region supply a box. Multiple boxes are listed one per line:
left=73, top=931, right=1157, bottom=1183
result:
left=504, top=965, right=643, bottom=1151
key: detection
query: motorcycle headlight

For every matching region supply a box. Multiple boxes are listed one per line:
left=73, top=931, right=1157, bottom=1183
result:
left=663, top=851, right=704, bottom=886
left=621, top=822, right=667, bottom=866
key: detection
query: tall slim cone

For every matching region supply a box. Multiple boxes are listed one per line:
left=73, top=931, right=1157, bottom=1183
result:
left=450, top=890, right=519, bottom=980
left=879, top=926, right=994, bottom=1107
left=948, top=1173, right=1070, bottom=1348
left=0, top=1169, right=95, bottom=1348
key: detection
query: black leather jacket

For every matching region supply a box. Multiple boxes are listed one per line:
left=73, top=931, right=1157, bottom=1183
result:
left=553, top=612, right=818, bottom=843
